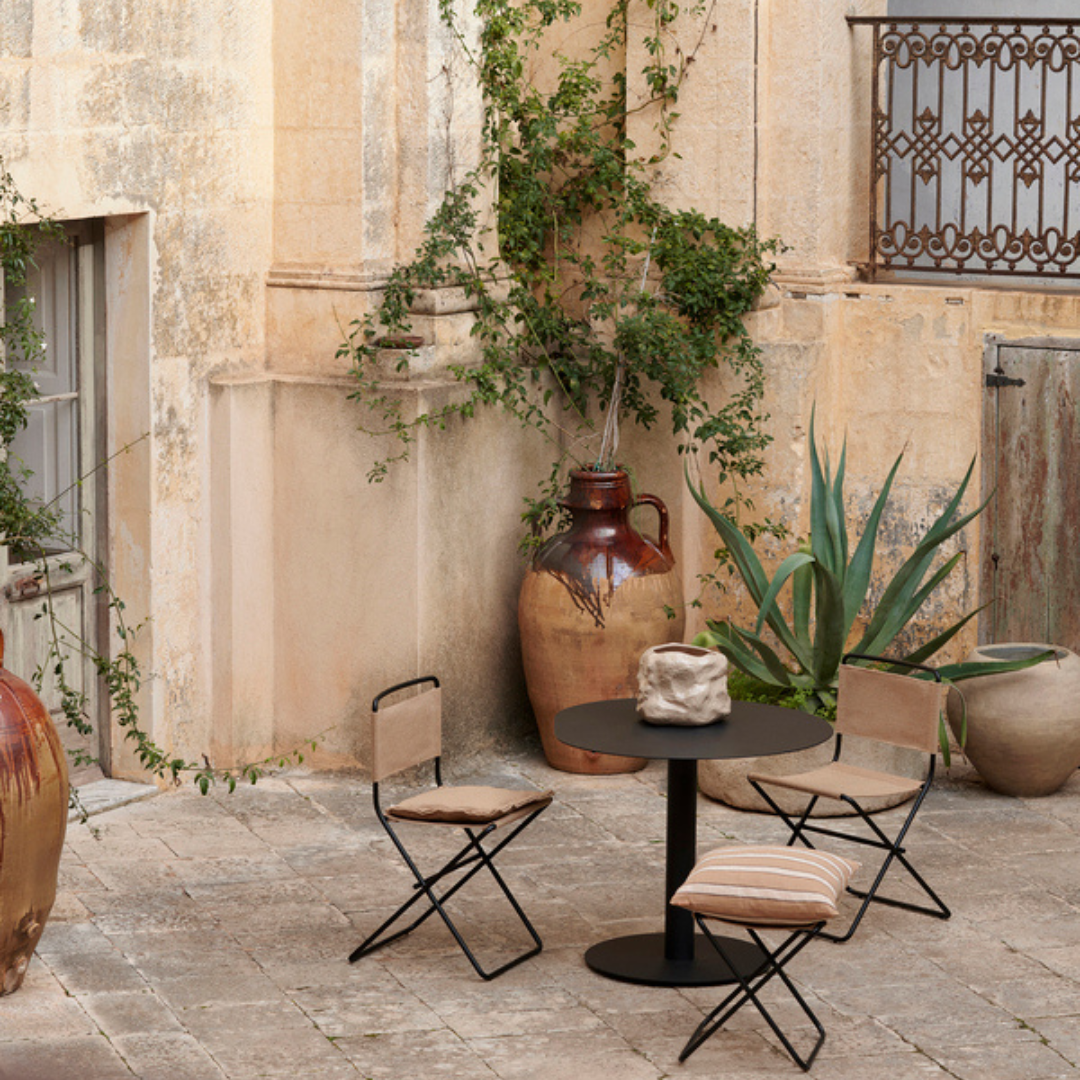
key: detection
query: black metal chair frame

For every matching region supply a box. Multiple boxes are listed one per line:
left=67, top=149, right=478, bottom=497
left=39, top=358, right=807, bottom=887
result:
left=348, top=676, right=548, bottom=980
left=749, top=654, right=951, bottom=943
left=680, top=916, right=828, bottom=1071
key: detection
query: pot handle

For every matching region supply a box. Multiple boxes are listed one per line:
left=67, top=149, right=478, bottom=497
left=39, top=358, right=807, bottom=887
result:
left=633, top=493, right=672, bottom=558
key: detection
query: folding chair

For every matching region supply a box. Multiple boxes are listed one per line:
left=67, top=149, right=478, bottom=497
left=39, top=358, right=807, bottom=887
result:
left=748, top=654, right=949, bottom=943
left=671, top=846, right=858, bottom=1071
left=348, top=676, right=553, bottom=980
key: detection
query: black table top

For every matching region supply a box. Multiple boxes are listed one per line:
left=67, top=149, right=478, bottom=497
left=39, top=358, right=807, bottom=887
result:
left=554, top=698, right=832, bottom=762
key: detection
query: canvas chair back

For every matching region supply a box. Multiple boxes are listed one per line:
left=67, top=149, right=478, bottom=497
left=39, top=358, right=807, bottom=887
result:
left=371, top=685, right=443, bottom=783
left=836, top=665, right=942, bottom=753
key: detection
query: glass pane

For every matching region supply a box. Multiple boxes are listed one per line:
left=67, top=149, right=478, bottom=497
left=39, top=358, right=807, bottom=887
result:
left=5, top=238, right=80, bottom=559
left=9, top=399, right=79, bottom=555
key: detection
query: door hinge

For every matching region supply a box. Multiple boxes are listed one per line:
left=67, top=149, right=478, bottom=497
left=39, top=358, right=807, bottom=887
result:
left=985, top=370, right=1026, bottom=389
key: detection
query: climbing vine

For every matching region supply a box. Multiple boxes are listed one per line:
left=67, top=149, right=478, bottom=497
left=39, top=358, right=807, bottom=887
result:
left=340, top=0, right=781, bottom=541
left=0, top=162, right=316, bottom=800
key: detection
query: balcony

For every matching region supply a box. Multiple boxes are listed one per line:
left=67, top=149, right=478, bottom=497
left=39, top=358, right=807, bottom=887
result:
left=850, top=17, right=1080, bottom=279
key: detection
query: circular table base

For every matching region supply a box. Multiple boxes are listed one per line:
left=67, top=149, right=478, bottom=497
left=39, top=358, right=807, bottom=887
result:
left=584, top=932, right=763, bottom=987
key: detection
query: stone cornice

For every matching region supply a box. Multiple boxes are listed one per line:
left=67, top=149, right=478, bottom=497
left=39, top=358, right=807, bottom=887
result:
left=265, top=264, right=393, bottom=292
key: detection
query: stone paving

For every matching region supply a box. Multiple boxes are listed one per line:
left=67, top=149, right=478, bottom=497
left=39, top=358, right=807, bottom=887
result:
left=3, top=753, right=1079, bottom=1079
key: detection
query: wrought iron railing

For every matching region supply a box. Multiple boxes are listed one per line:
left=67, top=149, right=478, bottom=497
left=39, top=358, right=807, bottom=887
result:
left=849, top=17, right=1080, bottom=279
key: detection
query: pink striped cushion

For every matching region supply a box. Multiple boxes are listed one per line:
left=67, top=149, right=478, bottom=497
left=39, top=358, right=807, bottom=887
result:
left=671, top=846, right=858, bottom=927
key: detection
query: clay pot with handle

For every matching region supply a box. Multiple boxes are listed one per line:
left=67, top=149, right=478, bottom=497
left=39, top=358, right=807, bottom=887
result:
left=518, top=469, right=685, bottom=773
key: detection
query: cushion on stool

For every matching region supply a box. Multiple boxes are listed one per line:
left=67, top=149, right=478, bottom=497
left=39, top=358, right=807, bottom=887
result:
left=388, top=785, right=553, bottom=824
left=671, top=845, right=858, bottom=927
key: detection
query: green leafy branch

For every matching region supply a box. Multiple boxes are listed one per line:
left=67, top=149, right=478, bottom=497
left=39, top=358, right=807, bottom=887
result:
left=339, top=0, right=783, bottom=545
left=27, top=537, right=324, bottom=801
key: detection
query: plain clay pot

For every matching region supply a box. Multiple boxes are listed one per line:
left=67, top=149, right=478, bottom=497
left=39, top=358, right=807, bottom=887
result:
left=946, top=643, right=1080, bottom=797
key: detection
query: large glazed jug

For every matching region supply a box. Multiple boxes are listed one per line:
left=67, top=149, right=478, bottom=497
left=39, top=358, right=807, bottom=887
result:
left=518, top=469, right=685, bottom=773
left=0, top=630, right=69, bottom=994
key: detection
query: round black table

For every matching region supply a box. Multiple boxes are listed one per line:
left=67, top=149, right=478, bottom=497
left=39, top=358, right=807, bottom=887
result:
left=555, top=698, right=832, bottom=987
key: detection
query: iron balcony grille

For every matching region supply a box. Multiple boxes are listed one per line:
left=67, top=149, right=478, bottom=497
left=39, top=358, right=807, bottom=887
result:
left=849, top=17, right=1080, bottom=279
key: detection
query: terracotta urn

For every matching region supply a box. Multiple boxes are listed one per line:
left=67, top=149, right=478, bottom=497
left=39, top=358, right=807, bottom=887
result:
left=636, top=644, right=730, bottom=726
left=518, top=469, right=685, bottom=772
left=0, top=630, right=69, bottom=994
left=946, top=643, right=1080, bottom=797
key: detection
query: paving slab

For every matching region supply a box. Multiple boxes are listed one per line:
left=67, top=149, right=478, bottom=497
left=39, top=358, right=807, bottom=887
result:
left=70, top=779, right=160, bottom=820
left=0, top=754, right=1077, bottom=1078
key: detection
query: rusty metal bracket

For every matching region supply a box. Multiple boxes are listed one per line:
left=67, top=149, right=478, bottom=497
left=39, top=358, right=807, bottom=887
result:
left=985, top=371, right=1026, bottom=389
left=4, top=576, right=43, bottom=601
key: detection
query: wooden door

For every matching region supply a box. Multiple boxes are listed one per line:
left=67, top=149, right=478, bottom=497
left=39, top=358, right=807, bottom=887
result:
left=981, top=335, right=1080, bottom=650
left=0, top=224, right=107, bottom=778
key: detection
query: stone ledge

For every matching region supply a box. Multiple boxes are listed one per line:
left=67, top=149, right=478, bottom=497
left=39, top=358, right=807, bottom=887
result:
left=69, top=779, right=159, bottom=821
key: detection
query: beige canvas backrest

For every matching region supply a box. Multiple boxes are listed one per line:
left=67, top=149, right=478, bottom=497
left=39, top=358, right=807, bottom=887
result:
left=371, top=686, right=443, bottom=782
left=836, top=665, right=943, bottom=753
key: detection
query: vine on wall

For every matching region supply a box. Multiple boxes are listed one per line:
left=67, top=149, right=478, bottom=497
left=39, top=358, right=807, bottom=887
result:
left=340, top=0, right=781, bottom=543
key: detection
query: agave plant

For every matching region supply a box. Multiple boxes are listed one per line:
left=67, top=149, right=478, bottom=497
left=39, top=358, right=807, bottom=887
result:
left=690, top=416, right=1049, bottom=746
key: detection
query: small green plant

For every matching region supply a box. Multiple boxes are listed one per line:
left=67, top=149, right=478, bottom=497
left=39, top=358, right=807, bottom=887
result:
left=727, top=669, right=837, bottom=722
left=340, top=0, right=781, bottom=543
left=690, top=411, right=1050, bottom=755
left=0, top=160, right=318, bottom=799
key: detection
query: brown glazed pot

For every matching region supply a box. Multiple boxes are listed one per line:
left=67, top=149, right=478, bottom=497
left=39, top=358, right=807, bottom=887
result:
left=0, top=630, right=69, bottom=994
left=518, top=469, right=685, bottom=773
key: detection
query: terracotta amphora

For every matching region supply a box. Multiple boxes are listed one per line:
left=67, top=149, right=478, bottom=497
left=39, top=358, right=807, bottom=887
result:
left=518, top=469, right=685, bottom=772
left=0, top=630, right=69, bottom=994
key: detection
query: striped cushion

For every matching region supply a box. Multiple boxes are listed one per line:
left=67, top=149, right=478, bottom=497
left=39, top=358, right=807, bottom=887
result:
left=671, top=846, right=858, bottom=927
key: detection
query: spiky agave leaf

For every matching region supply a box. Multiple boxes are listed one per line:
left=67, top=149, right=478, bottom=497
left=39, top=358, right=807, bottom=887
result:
left=855, top=461, right=988, bottom=656
left=689, top=416, right=1030, bottom=712
left=687, top=467, right=811, bottom=669
left=840, top=451, right=904, bottom=640
left=694, top=622, right=798, bottom=688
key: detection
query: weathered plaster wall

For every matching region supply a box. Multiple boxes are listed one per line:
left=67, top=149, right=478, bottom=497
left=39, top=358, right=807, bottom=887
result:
left=621, top=0, right=1080, bottom=673
left=7, top=0, right=1079, bottom=780
left=263, top=0, right=1080, bottom=760
left=0, top=0, right=274, bottom=772
left=251, top=0, right=536, bottom=768
left=2, top=0, right=537, bottom=775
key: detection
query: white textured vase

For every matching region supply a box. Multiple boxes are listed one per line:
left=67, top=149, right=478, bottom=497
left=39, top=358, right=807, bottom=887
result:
left=636, top=644, right=730, bottom=726
left=946, top=643, right=1080, bottom=797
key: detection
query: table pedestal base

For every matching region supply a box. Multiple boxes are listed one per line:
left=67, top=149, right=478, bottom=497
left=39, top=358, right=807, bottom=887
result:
left=584, top=932, right=764, bottom=987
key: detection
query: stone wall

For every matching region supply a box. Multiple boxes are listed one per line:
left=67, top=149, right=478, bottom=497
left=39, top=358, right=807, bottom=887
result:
left=0, top=0, right=539, bottom=777
left=4, top=0, right=1078, bottom=778
left=0, top=0, right=275, bottom=773
left=622, top=0, right=1080, bottom=669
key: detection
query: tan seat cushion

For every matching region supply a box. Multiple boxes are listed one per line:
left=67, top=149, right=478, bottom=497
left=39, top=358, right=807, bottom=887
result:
left=388, top=785, right=553, bottom=825
left=671, top=845, right=858, bottom=927
left=747, top=761, right=924, bottom=801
